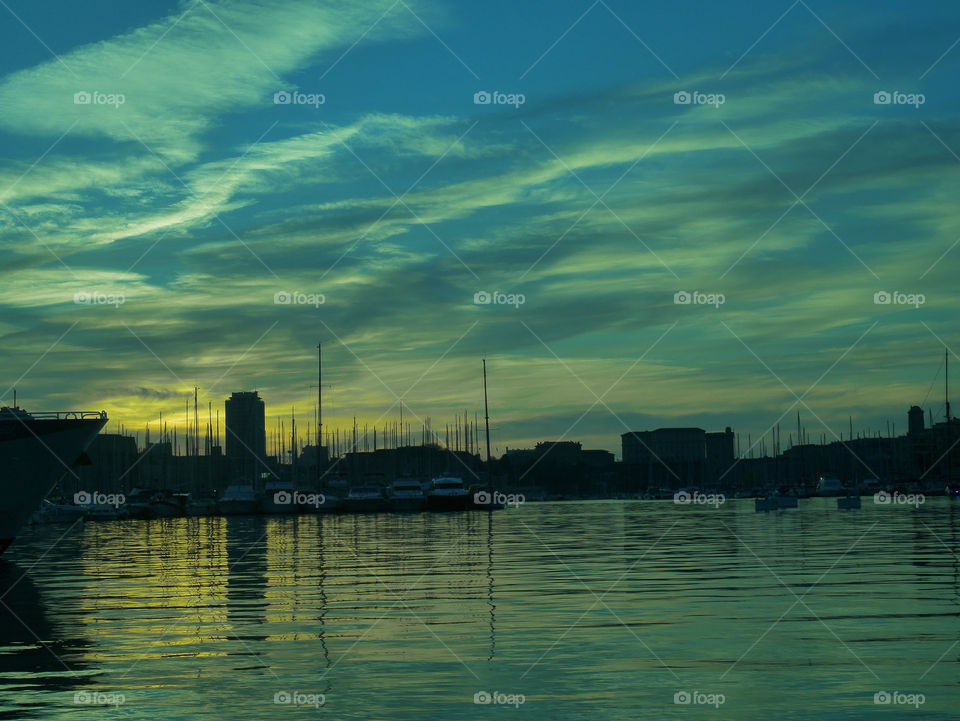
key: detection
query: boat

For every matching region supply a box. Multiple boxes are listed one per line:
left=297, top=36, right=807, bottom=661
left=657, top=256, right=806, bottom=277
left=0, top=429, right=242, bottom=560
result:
left=426, top=476, right=471, bottom=511
left=260, top=480, right=298, bottom=514
left=33, top=499, right=86, bottom=524
left=218, top=484, right=258, bottom=515
left=816, top=477, right=847, bottom=497
left=860, top=478, right=882, bottom=495
left=388, top=478, right=425, bottom=512
left=0, top=405, right=107, bottom=555
left=150, top=490, right=188, bottom=517
left=84, top=503, right=129, bottom=521
left=776, top=494, right=799, bottom=509
left=186, top=497, right=218, bottom=517
left=837, top=495, right=861, bottom=509
left=343, top=484, right=389, bottom=513
left=126, top=488, right=185, bottom=518
left=754, top=497, right=779, bottom=512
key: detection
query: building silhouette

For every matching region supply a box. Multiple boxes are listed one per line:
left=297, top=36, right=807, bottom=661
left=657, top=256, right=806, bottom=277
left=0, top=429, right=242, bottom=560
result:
left=225, top=391, right=266, bottom=488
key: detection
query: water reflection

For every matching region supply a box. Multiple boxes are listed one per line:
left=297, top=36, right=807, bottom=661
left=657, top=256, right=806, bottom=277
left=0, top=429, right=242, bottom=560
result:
left=1, top=500, right=958, bottom=719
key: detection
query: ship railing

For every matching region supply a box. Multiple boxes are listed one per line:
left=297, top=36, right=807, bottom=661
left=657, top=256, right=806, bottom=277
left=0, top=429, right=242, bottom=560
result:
left=0, top=410, right=108, bottom=420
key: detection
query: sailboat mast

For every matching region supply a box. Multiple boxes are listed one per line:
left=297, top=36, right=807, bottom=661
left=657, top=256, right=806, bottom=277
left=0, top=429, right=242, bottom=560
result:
left=483, top=358, right=492, bottom=492
left=947, top=349, right=952, bottom=487
left=317, top=343, right=323, bottom=489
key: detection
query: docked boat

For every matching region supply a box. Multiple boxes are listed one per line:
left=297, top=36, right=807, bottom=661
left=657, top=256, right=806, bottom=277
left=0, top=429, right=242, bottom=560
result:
left=186, top=497, right=218, bottom=517
left=33, top=499, right=86, bottom=524
left=218, top=484, right=258, bottom=515
left=0, top=405, right=107, bottom=555
left=816, top=477, right=847, bottom=497
left=260, top=481, right=297, bottom=514
left=343, top=484, right=389, bottom=513
left=426, top=476, right=471, bottom=511
left=755, top=497, right=779, bottom=512
left=84, top=503, right=129, bottom=521
left=777, top=494, right=799, bottom=509
left=388, top=478, right=425, bottom=512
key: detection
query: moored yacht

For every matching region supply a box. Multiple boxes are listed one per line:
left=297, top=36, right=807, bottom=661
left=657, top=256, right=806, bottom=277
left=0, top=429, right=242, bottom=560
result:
left=388, top=478, right=425, bottom=512
left=426, top=476, right=470, bottom=511
left=343, top=484, right=389, bottom=513
left=260, top=480, right=297, bottom=514
left=218, top=484, right=258, bottom=515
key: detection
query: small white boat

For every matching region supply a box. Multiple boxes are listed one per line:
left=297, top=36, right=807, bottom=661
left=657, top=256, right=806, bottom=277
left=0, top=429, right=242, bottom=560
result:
left=426, top=476, right=470, bottom=511
left=389, top=479, right=425, bottom=512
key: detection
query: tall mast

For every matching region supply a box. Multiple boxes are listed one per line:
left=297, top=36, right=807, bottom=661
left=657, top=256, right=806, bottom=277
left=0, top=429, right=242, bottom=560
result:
left=483, top=358, right=492, bottom=492
left=947, top=349, right=952, bottom=487
left=317, top=343, right=323, bottom=489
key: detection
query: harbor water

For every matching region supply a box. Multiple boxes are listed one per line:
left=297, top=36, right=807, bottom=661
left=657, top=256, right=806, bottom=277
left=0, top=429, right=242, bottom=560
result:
left=1, top=498, right=958, bottom=719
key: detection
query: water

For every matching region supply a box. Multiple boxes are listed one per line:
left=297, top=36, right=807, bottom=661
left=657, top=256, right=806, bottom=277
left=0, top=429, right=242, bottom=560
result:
left=1, top=499, right=957, bottom=719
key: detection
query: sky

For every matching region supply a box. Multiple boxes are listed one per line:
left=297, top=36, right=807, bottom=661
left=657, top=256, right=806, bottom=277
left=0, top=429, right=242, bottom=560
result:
left=1, top=0, right=958, bottom=457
